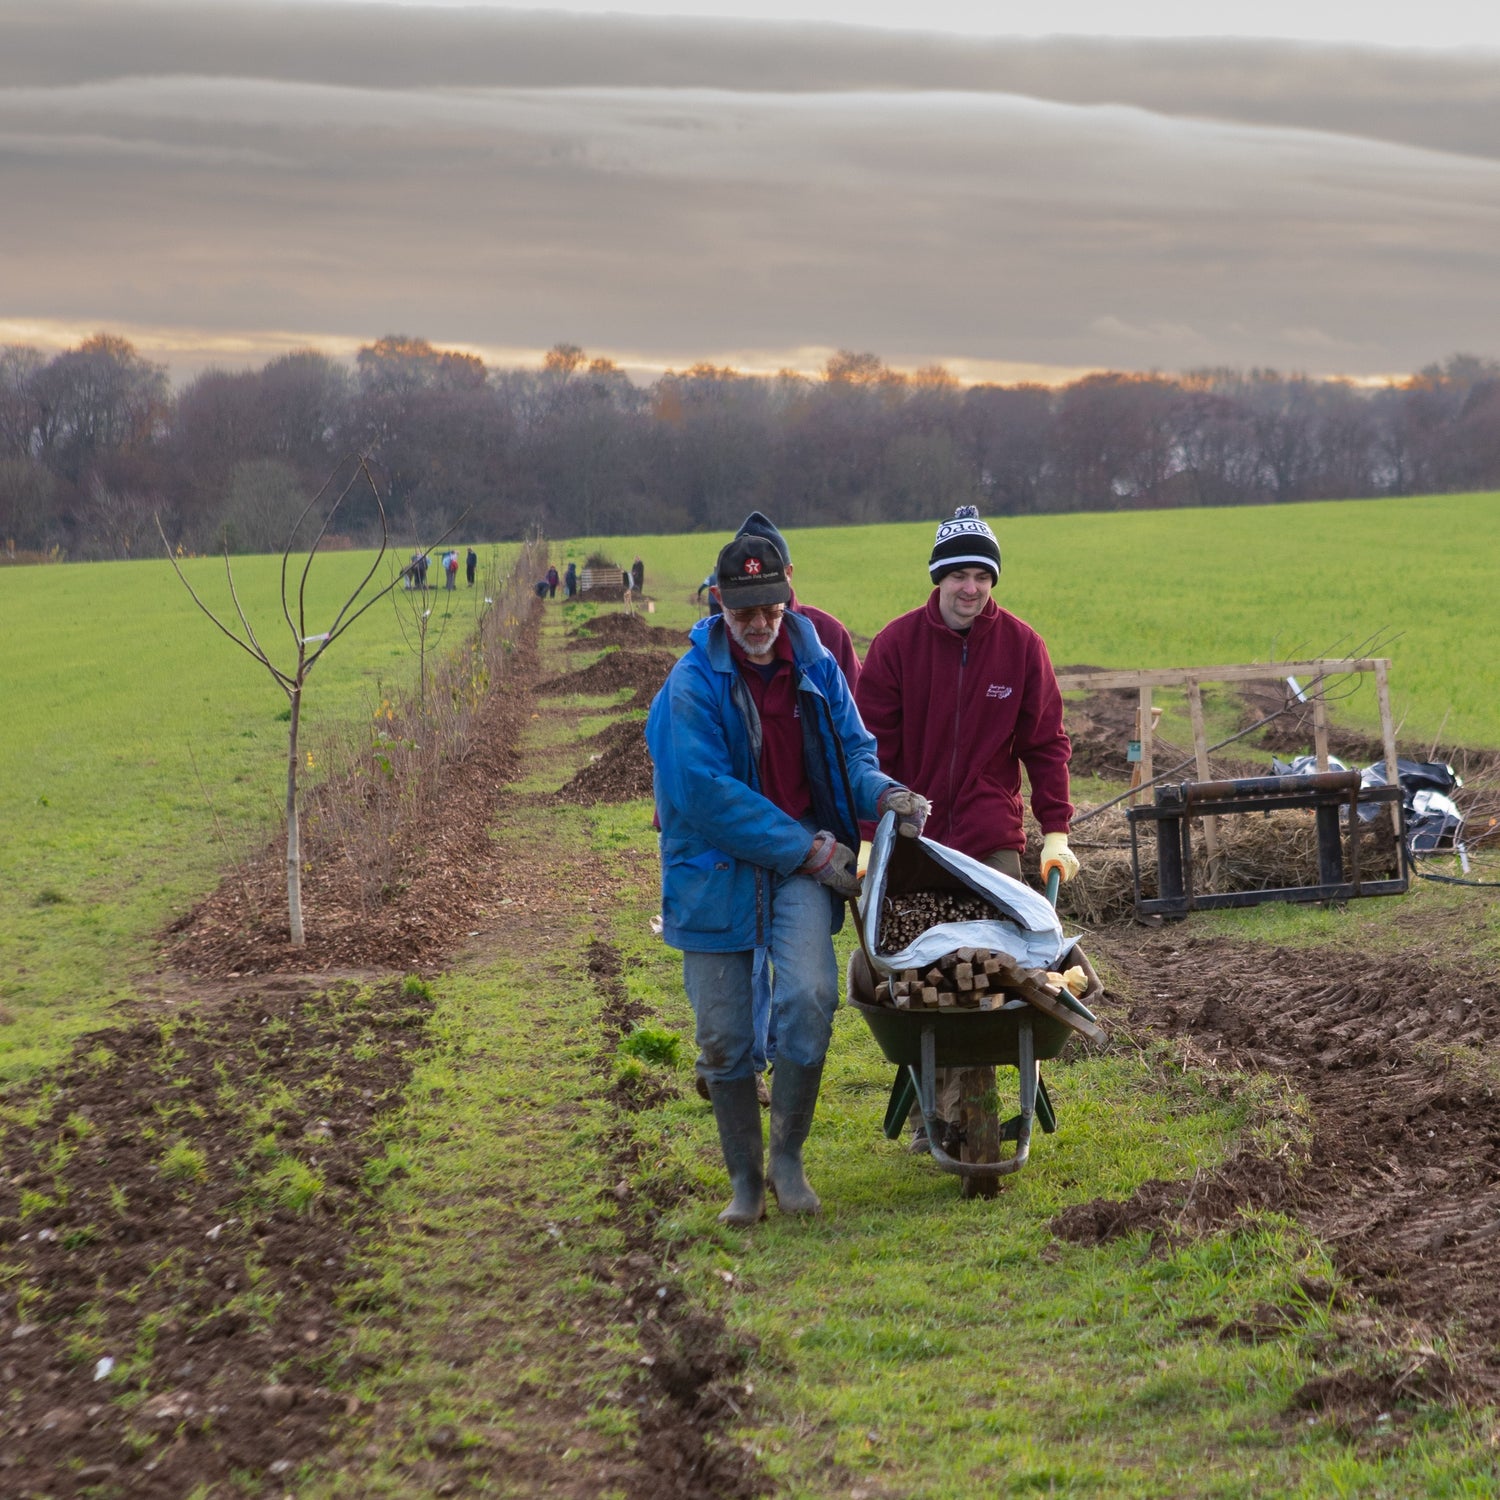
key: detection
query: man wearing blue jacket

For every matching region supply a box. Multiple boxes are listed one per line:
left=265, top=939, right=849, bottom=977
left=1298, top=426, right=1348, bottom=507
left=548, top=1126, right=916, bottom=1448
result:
left=647, top=533, right=928, bottom=1225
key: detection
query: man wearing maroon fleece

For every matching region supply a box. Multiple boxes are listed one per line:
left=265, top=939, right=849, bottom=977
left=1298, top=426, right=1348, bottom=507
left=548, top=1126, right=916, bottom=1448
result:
left=855, top=505, right=1079, bottom=1149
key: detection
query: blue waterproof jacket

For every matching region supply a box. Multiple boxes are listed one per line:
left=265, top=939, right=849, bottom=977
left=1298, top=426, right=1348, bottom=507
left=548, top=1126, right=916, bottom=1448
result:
left=647, top=611, right=897, bottom=953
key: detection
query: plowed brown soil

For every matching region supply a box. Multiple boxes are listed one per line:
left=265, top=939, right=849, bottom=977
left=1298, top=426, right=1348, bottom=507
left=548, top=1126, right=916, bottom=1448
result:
left=0, top=976, right=429, bottom=1497
left=1059, top=925, right=1500, bottom=1407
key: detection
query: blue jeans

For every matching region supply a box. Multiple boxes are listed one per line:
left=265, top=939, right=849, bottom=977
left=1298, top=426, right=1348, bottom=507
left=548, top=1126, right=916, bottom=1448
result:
left=751, top=945, right=775, bottom=1073
left=683, top=872, right=838, bottom=1084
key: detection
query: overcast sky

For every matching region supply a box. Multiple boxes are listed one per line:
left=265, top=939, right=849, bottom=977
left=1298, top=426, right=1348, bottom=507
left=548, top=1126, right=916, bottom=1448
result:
left=4, top=0, right=1499, bottom=386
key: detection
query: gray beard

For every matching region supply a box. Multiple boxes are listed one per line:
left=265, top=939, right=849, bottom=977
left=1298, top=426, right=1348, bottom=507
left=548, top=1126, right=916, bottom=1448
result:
left=724, top=611, right=783, bottom=659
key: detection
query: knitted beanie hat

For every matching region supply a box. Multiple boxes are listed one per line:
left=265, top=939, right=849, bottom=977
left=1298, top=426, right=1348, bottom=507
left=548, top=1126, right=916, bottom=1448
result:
left=928, top=505, right=1001, bottom=583
left=734, top=511, right=791, bottom=567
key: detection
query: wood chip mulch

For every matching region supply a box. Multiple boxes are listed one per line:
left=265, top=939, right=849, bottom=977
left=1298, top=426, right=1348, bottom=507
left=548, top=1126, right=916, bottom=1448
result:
left=160, top=612, right=543, bottom=979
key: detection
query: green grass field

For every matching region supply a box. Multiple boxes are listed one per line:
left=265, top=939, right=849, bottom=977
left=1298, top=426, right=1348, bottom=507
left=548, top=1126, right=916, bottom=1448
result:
left=577, top=490, right=1500, bottom=749
left=0, top=547, right=510, bottom=1079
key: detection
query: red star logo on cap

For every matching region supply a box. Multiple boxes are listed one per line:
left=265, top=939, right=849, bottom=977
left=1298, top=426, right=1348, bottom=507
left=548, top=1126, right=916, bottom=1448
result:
left=744, top=557, right=762, bottom=575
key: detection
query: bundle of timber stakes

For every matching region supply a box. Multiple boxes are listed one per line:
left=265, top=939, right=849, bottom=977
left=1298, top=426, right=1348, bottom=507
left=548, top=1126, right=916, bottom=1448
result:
left=877, top=889, right=997, bottom=952
left=869, top=946, right=1090, bottom=1013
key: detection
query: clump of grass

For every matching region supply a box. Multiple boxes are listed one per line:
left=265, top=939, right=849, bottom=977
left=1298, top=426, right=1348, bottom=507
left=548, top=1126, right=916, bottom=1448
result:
left=402, top=975, right=434, bottom=1002
left=259, top=1155, right=324, bottom=1213
left=618, top=1021, right=682, bottom=1068
left=362, top=1145, right=412, bottom=1191
left=614, top=1056, right=648, bottom=1089
left=32, top=888, right=69, bottom=907
left=159, top=1140, right=208, bottom=1183
left=19, top=1188, right=57, bottom=1218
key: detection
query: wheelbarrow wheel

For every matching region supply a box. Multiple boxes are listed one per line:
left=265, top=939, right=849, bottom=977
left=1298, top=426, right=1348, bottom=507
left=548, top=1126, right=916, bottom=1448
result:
left=954, top=1065, right=1001, bottom=1200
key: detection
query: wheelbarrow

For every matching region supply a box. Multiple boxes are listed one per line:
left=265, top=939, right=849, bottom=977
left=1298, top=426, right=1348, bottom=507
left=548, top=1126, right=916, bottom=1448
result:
left=847, top=865, right=1106, bottom=1197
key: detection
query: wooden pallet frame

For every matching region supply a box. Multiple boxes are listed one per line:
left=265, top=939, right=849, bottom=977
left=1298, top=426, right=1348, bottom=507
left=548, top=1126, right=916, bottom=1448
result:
left=1054, top=658, right=1402, bottom=854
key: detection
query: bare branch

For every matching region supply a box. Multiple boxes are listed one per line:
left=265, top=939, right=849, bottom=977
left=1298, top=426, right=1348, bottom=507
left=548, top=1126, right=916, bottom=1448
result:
left=280, top=459, right=350, bottom=649
left=221, top=541, right=284, bottom=686
left=156, top=514, right=286, bottom=683
left=295, top=456, right=370, bottom=649
left=305, top=501, right=471, bottom=675
left=314, top=462, right=392, bottom=645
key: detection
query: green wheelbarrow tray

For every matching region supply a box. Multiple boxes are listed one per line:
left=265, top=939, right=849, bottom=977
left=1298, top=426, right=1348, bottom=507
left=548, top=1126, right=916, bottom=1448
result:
left=848, top=942, right=1104, bottom=1181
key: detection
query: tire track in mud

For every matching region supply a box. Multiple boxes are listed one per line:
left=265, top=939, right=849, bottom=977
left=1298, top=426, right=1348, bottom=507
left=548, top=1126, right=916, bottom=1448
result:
left=1058, top=930, right=1500, bottom=1404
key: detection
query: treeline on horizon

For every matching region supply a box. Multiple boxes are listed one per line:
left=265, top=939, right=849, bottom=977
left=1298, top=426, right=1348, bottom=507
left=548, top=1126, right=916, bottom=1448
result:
left=3, top=333, right=1499, bottom=562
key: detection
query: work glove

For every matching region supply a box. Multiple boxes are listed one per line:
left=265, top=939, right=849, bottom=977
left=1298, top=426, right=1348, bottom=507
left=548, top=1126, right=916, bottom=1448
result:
left=878, top=786, right=932, bottom=839
left=1040, top=831, right=1080, bottom=883
left=801, top=831, right=861, bottom=899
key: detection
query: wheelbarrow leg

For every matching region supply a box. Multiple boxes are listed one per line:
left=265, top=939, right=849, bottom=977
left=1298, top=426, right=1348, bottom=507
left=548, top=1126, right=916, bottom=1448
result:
left=882, top=1066, right=916, bottom=1140
left=1012, top=1020, right=1036, bottom=1163
left=957, top=1066, right=1000, bottom=1200
left=894, top=1023, right=939, bottom=1151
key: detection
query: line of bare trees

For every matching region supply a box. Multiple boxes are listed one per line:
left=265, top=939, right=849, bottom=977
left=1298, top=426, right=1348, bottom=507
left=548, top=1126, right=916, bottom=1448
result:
left=3, top=334, right=1499, bottom=560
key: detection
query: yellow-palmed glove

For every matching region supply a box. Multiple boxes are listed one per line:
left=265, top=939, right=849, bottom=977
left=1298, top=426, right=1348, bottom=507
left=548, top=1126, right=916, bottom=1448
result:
left=1040, top=832, right=1079, bottom=883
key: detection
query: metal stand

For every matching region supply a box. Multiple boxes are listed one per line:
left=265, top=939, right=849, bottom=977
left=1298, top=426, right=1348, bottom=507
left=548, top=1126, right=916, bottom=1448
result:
left=1127, top=771, right=1408, bottom=918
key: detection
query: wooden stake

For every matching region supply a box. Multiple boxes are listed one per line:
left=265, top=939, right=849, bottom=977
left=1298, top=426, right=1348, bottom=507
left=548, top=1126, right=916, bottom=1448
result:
left=1374, top=658, right=1401, bottom=844
left=1139, top=686, right=1155, bottom=801
left=1311, top=668, right=1330, bottom=771
left=1187, top=678, right=1220, bottom=873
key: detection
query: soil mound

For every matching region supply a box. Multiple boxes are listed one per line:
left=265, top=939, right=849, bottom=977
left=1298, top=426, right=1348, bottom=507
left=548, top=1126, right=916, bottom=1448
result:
left=1060, top=929, right=1500, bottom=1400
left=537, top=649, right=676, bottom=700
left=568, top=613, right=686, bottom=650
left=557, top=719, right=653, bottom=806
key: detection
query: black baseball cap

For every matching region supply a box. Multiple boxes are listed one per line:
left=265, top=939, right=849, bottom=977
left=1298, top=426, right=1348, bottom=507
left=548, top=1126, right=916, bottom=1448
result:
left=715, top=534, right=791, bottom=609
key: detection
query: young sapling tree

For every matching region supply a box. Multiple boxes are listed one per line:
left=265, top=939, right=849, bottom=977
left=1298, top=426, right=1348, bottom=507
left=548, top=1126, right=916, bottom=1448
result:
left=158, top=455, right=465, bottom=947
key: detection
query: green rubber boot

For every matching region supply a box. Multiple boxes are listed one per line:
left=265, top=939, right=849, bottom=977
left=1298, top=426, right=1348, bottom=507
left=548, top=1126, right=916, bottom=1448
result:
left=768, top=1059, right=824, bottom=1216
left=708, top=1076, right=765, bottom=1226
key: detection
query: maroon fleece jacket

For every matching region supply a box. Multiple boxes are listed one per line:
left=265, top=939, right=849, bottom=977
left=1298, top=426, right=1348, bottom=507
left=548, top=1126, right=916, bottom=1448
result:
left=855, top=591, right=1072, bottom=857
left=790, top=590, right=861, bottom=691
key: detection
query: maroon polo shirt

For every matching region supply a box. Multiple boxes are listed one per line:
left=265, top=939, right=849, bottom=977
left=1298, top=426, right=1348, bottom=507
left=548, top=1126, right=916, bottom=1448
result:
left=729, top=625, right=812, bottom=823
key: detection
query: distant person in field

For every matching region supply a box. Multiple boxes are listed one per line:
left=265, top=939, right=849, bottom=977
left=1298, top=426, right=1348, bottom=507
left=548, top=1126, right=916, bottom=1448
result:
left=696, top=569, right=720, bottom=617
left=632, top=556, right=645, bottom=595
left=722, top=511, right=864, bottom=1102
left=416, top=552, right=430, bottom=590
left=646, top=532, right=926, bottom=1224
left=444, top=551, right=458, bottom=590
left=855, top=504, right=1076, bottom=1153
left=466, top=547, right=477, bottom=587
left=546, top=565, right=560, bottom=599
left=564, top=561, right=578, bottom=599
